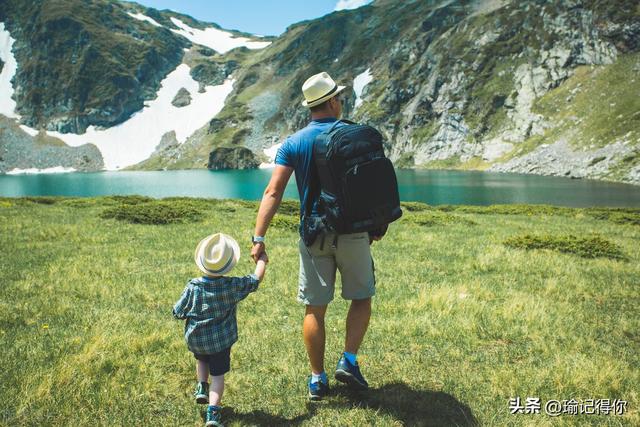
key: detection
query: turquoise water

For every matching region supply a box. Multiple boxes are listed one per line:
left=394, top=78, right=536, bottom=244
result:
left=1, top=169, right=640, bottom=207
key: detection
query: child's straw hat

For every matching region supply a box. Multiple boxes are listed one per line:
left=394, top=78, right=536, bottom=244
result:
left=194, top=233, right=240, bottom=277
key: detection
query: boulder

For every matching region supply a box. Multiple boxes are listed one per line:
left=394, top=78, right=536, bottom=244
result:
left=207, top=146, right=259, bottom=170
left=172, top=88, right=192, bottom=108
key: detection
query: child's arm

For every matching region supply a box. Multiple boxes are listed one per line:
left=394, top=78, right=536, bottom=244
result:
left=172, top=283, right=193, bottom=319
left=254, top=252, right=268, bottom=282
left=232, top=254, right=268, bottom=303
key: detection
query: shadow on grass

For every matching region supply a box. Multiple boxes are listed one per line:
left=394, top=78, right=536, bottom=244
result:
left=207, top=382, right=477, bottom=426
left=328, top=382, right=478, bottom=426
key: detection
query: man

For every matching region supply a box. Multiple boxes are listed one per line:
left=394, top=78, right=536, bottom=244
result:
left=251, top=71, right=382, bottom=401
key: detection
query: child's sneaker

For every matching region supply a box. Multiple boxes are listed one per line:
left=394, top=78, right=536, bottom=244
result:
left=205, top=405, right=223, bottom=427
left=194, top=382, right=209, bottom=404
left=307, top=376, right=329, bottom=401
left=335, top=353, right=369, bottom=390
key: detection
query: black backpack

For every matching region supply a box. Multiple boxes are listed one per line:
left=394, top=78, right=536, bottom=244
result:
left=301, top=119, right=402, bottom=245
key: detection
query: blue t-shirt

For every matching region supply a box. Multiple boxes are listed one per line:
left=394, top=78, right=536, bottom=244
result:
left=275, top=118, right=345, bottom=216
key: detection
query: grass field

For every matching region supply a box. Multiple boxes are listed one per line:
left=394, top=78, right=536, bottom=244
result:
left=0, top=197, right=638, bottom=426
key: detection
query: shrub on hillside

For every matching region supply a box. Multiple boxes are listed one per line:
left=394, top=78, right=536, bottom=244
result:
left=105, top=195, right=154, bottom=205
left=400, top=201, right=432, bottom=212
left=233, top=200, right=260, bottom=210
left=437, top=204, right=573, bottom=216
left=403, top=211, right=476, bottom=226
left=24, top=196, right=59, bottom=205
left=60, top=198, right=103, bottom=208
left=100, top=201, right=203, bottom=225
left=271, top=215, right=299, bottom=232
left=161, top=197, right=219, bottom=210
left=278, top=200, right=301, bottom=216
left=504, top=234, right=626, bottom=260
left=584, top=209, right=640, bottom=226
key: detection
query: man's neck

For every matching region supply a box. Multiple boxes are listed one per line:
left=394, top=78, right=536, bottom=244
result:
left=311, top=112, right=337, bottom=121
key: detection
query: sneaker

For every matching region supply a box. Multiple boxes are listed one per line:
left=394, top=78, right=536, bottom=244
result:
left=194, top=382, right=209, bottom=404
left=205, top=405, right=223, bottom=427
left=335, top=354, right=369, bottom=390
left=308, top=376, right=329, bottom=401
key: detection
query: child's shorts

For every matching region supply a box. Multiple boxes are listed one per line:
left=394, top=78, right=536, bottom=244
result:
left=193, top=347, right=231, bottom=375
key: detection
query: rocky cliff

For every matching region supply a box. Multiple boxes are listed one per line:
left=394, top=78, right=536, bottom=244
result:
left=1, top=0, right=638, bottom=183
left=139, top=0, right=640, bottom=183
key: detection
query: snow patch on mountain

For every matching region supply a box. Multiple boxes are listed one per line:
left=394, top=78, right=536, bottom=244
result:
left=127, top=12, right=162, bottom=27
left=169, top=17, right=270, bottom=54
left=19, top=125, right=39, bottom=136
left=259, top=142, right=283, bottom=168
left=6, top=166, right=76, bottom=175
left=353, top=68, right=373, bottom=109
left=46, top=64, right=234, bottom=170
left=0, top=23, right=19, bottom=119
left=335, top=0, right=372, bottom=11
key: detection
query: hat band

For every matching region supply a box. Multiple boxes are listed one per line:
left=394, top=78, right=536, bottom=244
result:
left=307, top=84, right=338, bottom=105
left=200, top=253, right=234, bottom=275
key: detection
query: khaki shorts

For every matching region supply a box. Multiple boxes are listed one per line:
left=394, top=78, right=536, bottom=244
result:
left=298, top=232, right=376, bottom=306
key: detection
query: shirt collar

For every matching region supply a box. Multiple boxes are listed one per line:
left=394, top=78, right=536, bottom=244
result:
left=311, top=117, right=338, bottom=124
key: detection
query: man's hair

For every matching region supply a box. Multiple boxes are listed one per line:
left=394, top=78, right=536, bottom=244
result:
left=309, top=98, right=332, bottom=113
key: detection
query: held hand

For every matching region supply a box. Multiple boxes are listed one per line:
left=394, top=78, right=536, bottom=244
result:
left=251, top=242, right=265, bottom=263
left=258, top=252, right=269, bottom=263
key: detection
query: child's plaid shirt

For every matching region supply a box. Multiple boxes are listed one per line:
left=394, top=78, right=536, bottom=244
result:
left=173, top=274, right=260, bottom=354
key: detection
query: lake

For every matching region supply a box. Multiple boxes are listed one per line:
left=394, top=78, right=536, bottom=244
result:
left=1, top=169, right=640, bottom=207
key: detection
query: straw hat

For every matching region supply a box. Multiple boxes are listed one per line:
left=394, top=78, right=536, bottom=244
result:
left=194, top=233, right=240, bottom=277
left=301, top=72, right=346, bottom=108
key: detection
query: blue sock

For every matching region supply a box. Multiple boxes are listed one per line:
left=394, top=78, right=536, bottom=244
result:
left=208, top=405, right=221, bottom=412
left=344, top=351, right=357, bottom=365
left=311, top=371, right=328, bottom=384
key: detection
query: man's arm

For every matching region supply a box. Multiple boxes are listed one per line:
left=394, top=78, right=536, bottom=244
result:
left=252, top=165, right=294, bottom=262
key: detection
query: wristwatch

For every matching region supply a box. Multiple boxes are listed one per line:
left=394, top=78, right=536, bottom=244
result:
left=252, top=235, right=265, bottom=244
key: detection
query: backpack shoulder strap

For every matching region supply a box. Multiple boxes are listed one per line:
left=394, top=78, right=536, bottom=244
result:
left=304, top=138, right=321, bottom=218
left=327, top=118, right=355, bottom=133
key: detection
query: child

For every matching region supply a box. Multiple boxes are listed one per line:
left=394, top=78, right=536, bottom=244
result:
left=173, top=232, right=267, bottom=427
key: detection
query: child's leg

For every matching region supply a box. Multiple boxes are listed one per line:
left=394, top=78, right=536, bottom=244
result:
left=209, top=375, right=224, bottom=406
left=196, top=359, right=209, bottom=383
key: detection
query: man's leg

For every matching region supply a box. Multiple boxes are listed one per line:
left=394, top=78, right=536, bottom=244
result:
left=345, top=297, right=371, bottom=354
left=335, top=233, right=375, bottom=389
left=303, top=304, right=328, bottom=374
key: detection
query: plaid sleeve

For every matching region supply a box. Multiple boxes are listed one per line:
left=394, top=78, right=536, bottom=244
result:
left=172, top=283, right=194, bottom=319
left=231, top=274, right=260, bottom=303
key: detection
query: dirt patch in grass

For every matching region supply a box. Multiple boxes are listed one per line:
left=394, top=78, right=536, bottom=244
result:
left=504, top=234, right=626, bottom=260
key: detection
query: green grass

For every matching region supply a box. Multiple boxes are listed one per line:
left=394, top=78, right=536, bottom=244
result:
left=1, top=197, right=639, bottom=426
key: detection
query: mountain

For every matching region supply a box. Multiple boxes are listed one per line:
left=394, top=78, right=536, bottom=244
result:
left=0, top=0, right=639, bottom=184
